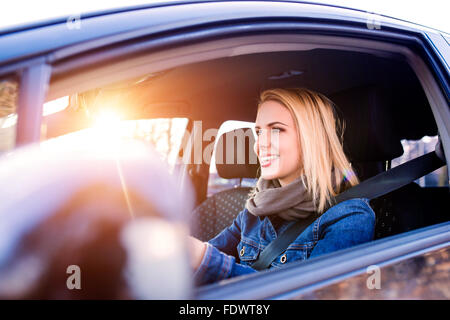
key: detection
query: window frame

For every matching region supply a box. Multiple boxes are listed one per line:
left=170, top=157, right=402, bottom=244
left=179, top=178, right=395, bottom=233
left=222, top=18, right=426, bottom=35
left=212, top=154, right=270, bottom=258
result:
left=0, top=57, right=51, bottom=147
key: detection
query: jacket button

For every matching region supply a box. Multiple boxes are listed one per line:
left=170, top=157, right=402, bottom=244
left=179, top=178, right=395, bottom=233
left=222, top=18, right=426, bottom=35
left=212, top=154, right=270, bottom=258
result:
left=280, top=254, right=287, bottom=264
left=240, top=247, right=245, bottom=256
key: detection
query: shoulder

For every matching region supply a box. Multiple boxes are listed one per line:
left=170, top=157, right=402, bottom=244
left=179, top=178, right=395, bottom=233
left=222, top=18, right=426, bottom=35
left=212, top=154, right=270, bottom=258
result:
left=237, top=207, right=265, bottom=229
left=309, top=199, right=376, bottom=257
left=318, top=198, right=375, bottom=231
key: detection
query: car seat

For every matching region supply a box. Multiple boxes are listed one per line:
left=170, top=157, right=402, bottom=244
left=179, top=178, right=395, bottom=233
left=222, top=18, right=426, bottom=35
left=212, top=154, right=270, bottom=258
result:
left=190, top=128, right=259, bottom=241
left=331, top=85, right=447, bottom=239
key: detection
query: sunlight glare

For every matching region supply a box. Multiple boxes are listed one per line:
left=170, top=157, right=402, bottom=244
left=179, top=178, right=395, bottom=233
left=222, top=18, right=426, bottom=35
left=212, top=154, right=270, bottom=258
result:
left=93, top=110, right=122, bottom=132
left=43, top=96, right=69, bottom=116
left=90, top=109, right=123, bottom=146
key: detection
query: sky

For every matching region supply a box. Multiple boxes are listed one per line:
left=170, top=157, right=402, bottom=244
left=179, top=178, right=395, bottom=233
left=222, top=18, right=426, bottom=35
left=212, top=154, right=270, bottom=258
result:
left=0, top=0, right=448, bottom=33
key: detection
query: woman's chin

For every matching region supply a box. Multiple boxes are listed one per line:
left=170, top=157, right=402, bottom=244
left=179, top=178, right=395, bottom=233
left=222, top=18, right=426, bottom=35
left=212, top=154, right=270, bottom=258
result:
left=260, top=168, right=280, bottom=181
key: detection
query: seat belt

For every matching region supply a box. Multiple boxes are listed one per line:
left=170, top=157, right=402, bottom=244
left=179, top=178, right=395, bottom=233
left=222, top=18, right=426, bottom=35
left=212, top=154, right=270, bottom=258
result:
left=251, top=147, right=446, bottom=271
left=251, top=214, right=317, bottom=271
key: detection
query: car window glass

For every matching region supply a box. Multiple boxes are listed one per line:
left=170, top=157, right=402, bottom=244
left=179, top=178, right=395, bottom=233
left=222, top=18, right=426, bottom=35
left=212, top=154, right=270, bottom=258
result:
left=0, top=76, right=19, bottom=155
left=208, top=120, right=257, bottom=196
left=42, top=117, right=189, bottom=174
left=391, top=135, right=448, bottom=187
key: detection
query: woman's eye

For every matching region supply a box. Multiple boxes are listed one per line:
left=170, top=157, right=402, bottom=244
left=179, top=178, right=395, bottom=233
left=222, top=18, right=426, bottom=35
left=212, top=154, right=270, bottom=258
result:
left=271, top=127, right=282, bottom=133
left=255, top=128, right=282, bottom=136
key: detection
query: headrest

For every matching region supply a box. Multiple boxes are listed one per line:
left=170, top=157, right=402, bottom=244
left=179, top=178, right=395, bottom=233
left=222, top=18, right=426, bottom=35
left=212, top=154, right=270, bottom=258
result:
left=331, top=85, right=404, bottom=162
left=215, top=128, right=259, bottom=179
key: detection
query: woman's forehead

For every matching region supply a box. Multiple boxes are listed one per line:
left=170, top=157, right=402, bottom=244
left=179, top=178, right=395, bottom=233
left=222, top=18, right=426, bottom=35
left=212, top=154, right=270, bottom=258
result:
left=256, top=100, right=293, bottom=126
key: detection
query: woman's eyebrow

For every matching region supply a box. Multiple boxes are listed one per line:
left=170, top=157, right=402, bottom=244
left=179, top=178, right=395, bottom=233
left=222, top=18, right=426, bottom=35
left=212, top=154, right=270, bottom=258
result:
left=255, top=121, right=288, bottom=129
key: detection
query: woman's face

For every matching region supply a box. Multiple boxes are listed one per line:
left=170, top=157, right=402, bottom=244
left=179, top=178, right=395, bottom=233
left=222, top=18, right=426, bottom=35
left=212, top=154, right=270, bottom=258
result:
left=254, top=100, right=303, bottom=186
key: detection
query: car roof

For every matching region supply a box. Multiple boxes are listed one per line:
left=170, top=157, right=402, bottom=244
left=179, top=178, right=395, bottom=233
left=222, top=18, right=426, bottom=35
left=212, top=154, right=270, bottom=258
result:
left=1, top=0, right=446, bottom=35
left=0, top=1, right=176, bottom=34
left=0, top=0, right=448, bottom=33
left=1, top=0, right=444, bottom=69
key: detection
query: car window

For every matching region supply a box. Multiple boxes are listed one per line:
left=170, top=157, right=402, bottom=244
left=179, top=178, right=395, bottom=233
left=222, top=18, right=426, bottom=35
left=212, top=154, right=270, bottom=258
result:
left=391, top=135, right=448, bottom=187
left=0, top=76, right=19, bottom=155
left=208, top=120, right=257, bottom=196
left=42, top=116, right=189, bottom=174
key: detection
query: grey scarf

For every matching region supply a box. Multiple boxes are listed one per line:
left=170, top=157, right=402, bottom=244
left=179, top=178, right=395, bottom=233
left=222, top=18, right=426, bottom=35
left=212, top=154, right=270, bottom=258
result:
left=245, top=176, right=316, bottom=221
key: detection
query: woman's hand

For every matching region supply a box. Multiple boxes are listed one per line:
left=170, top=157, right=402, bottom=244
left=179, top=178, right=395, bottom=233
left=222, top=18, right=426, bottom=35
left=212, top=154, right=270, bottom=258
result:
left=188, top=236, right=207, bottom=270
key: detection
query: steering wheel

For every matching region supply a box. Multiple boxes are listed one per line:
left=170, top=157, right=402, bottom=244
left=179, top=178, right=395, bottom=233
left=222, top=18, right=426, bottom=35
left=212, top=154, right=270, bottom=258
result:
left=0, top=138, right=194, bottom=299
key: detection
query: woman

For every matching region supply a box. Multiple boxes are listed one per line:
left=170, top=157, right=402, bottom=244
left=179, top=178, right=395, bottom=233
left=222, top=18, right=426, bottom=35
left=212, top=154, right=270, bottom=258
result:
left=189, top=88, right=375, bottom=286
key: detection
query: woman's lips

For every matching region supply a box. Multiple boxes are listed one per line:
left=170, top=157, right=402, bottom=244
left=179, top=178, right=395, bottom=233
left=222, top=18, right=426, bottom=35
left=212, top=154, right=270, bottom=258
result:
left=260, top=155, right=280, bottom=168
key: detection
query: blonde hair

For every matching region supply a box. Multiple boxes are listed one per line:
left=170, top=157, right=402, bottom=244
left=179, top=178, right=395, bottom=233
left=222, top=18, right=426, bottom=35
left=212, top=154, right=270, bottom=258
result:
left=255, top=88, right=359, bottom=213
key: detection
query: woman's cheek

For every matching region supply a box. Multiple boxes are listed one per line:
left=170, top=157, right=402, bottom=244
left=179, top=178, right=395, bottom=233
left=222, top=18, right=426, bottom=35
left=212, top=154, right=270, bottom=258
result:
left=253, top=141, right=259, bottom=158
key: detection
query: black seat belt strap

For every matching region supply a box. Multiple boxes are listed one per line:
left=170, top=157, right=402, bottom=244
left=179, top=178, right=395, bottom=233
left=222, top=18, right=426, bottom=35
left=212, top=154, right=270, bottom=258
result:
left=331, top=151, right=445, bottom=204
left=250, top=214, right=316, bottom=271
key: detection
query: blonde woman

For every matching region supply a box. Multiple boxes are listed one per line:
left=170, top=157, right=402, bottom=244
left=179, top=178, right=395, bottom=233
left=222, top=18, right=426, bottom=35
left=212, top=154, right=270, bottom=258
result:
left=189, top=88, right=375, bottom=286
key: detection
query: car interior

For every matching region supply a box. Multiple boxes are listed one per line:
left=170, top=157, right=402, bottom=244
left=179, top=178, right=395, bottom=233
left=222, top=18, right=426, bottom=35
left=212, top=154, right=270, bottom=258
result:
left=43, top=46, right=449, bottom=261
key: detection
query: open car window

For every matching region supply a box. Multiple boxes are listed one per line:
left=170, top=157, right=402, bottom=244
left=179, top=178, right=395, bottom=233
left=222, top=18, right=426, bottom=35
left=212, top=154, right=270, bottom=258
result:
left=41, top=97, right=189, bottom=172
left=42, top=115, right=189, bottom=174
left=47, top=41, right=447, bottom=285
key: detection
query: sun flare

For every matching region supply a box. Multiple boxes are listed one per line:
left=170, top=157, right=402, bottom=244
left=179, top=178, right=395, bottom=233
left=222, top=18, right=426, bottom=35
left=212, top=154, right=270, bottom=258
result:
left=93, top=110, right=122, bottom=132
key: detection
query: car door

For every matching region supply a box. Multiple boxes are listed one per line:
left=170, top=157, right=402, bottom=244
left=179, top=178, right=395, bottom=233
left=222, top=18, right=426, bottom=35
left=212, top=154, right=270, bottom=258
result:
left=0, top=1, right=448, bottom=300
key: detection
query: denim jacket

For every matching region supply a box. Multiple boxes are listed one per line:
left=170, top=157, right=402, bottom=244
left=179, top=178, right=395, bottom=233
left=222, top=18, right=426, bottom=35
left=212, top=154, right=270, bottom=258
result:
left=193, top=198, right=375, bottom=286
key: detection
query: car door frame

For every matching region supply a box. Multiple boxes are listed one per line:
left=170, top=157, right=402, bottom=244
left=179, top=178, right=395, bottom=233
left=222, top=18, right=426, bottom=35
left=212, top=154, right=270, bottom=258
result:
left=195, top=222, right=449, bottom=299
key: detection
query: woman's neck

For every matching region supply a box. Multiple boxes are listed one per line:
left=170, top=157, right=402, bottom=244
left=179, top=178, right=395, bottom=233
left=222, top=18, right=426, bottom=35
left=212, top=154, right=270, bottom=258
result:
left=278, top=170, right=303, bottom=187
